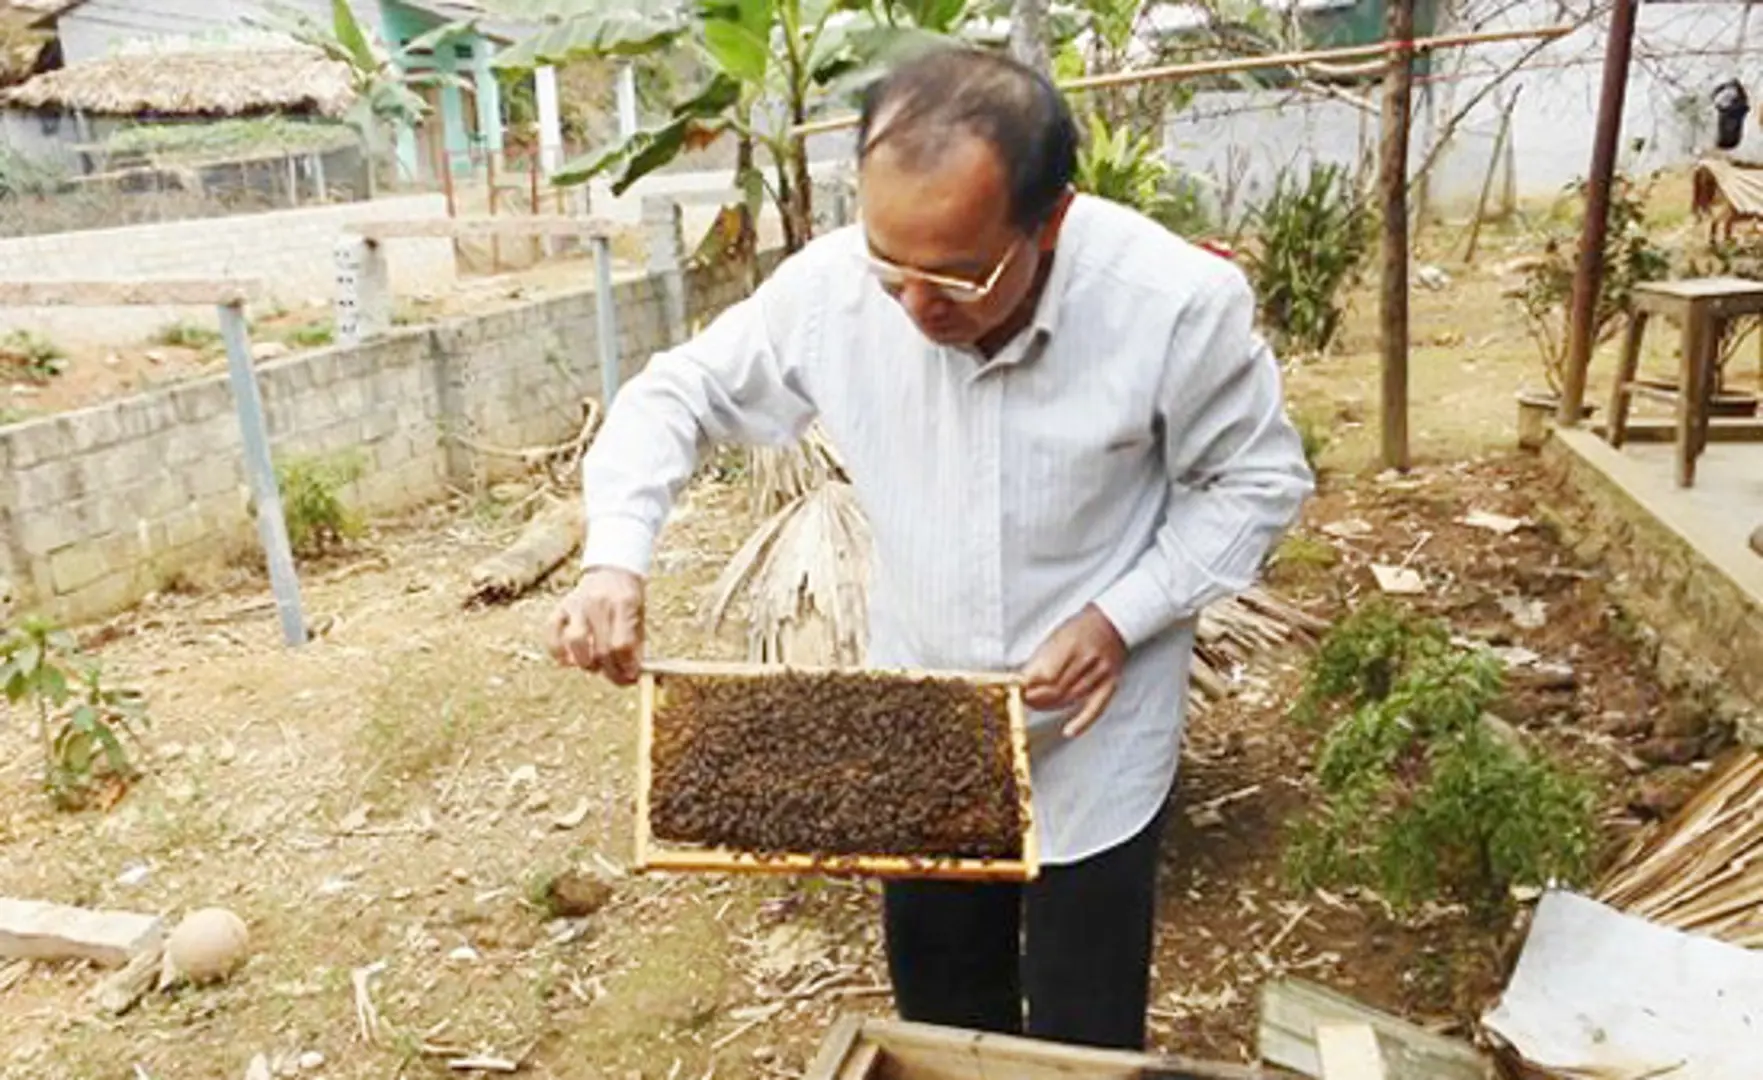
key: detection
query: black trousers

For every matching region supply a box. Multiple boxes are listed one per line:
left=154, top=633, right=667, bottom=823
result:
left=880, top=805, right=1167, bottom=1050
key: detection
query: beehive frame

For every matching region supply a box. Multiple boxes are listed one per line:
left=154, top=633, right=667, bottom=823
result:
left=635, top=659, right=1039, bottom=883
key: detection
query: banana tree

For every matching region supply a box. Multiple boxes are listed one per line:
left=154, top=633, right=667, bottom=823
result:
left=487, top=0, right=960, bottom=254
left=256, top=0, right=474, bottom=196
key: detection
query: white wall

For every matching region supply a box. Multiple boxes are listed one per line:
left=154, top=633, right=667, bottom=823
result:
left=54, top=0, right=368, bottom=62
left=1165, top=0, right=1762, bottom=220
left=0, top=193, right=457, bottom=345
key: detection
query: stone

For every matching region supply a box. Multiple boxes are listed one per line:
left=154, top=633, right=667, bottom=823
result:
left=542, top=870, right=613, bottom=919
left=166, top=907, right=249, bottom=983
left=0, top=899, right=163, bottom=968
left=252, top=342, right=291, bottom=362
left=1635, top=736, right=1702, bottom=768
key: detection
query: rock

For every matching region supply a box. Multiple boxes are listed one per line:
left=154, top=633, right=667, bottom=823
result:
left=1635, top=736, right=1702, bottom=767
left=143, top=350, right=166, bottom=364
left=245, top=1054, right=273, bottom=1080
left=166, top=907, right=249, bottom=984
left=1416, top=264, right=1453, bottom=291
left=1629, top=771, right=1698, bottom=820
left=1596, top=710, right=1651, bottom=738
left=252, top=341, right=291, bottom=362
left=542, top=870, right=614, bottom=919
left=297, top=1051, right=325, bottom=1071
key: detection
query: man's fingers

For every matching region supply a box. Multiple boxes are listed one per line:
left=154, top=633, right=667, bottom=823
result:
left=561, top=609, right=599, bottom=671
left=602, top=600, right=645, bottom=685
left=1062, top=679, right=1116, bottom=739
left=1026, top=651, right=1102, bottom=710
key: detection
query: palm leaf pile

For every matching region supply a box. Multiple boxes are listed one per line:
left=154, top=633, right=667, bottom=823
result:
left=1597, top=751, right=1763, bottom=948
left=708, top=426, right=1327, bottom=710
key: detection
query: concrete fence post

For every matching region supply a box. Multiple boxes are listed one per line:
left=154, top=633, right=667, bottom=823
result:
left=333, top=235, right=391, bottom=347
left=643, top=196, right=688, bottom=348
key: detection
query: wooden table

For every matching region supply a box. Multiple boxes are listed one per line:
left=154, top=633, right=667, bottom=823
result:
left=1606, top=277, right=1763, bottom=487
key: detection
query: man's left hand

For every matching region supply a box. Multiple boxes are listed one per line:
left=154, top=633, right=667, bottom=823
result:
left=1021, top=604, right=1128, bottom=739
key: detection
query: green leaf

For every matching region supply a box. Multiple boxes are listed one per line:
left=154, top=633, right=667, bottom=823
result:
left=93, top=722, right=131, bottom=777
left=404, top=18, right=479, bottom=58
left=702, top=18, right=771, bottom=82
left=331, top=0, right=380, bottom=73
left=554, top=117, right=691, bottom=189
left=490, top=7, right=687, bottom=69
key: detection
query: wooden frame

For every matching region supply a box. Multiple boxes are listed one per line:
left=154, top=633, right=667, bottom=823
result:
left=635, top=659, right=1039, bottom=883
left=343, top=215, right=615, bottom=242
left=806, top=1015, right=1296, bottom=1080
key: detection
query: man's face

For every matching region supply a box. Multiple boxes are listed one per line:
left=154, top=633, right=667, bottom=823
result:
left=857, top=133, right=1043, bottom=348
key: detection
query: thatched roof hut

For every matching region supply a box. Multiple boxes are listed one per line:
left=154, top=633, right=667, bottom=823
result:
left=4, top=36, right=354, bottom=118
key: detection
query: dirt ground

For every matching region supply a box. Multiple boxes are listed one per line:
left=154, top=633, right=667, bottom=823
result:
left=0, top=197, right=1751, bottom=1077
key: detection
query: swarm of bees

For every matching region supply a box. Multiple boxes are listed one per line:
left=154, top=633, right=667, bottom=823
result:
left=648, top=670, right=1024, bottom=860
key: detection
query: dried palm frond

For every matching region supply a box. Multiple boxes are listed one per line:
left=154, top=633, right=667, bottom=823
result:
left=708, top=479, right=872, bottom=666
left=1190, top=589, right=1329, bottom=707
left=747, top=423, right=847, bottom=517
left=1597, top=751, right=1763, bottom=948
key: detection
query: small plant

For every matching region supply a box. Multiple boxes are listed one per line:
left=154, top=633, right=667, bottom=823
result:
left=1515, top=172, right=1671, bottom=395
left=283, top=320, right=335, bottom=349
left=1074, top=113, right=1212, bottom=239
left=153, top=319, right=222, bottom=351
left=275, top=451, right=367, bottom=557
left=0, top=615, right=148, bottom=809
left=0, top=330, right=67, bottom=381
left=1243, top=164, right=1374, bottom=356
left=1286, top=604, right=1597, bottom=921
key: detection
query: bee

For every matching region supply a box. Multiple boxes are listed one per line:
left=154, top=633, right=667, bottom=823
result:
left=649, top=670, right=1023, bottom=861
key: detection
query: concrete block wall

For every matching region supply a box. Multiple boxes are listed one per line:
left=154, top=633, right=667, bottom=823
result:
left=0, top=194, right=458, bottom=346
left=0, top=255, right=758, bottom=625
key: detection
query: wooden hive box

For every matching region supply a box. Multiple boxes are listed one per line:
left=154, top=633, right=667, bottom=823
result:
left=636, top=660, right=1038, bottom=882
left=806, top=1015, right=1299, bottom=1080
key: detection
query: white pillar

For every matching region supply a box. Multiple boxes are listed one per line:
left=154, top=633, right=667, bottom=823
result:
left=617, top=63, right=639, bottom=138
left=536, top=64, right=564, bottom=176
left=334, top=237, right=390, bottom=347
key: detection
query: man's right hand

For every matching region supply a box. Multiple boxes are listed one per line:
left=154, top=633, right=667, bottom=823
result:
left=548, top=567, right=646, bottom=686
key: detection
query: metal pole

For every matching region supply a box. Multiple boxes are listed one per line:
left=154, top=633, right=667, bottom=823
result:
left=1559, top=0, right=1640, bottom=425
left=1379, top=0, right=1415, bottom=472
left=616, top=65, right=639, bottom=138
left=217, top=301, right=308, bottom=648
left=593, top=234, right=621, bottom=407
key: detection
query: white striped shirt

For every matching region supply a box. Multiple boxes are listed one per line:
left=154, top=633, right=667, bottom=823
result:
left=581, top=194, right=1314, bottom=863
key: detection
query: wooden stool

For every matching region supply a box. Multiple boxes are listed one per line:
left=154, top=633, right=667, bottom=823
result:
left=1607, top=276, right=1763, bottom=487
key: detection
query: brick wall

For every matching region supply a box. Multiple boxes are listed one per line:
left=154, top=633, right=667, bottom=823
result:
left=1540, top=436, right=1763, bottom=730
left=0, top=257, right=756, bottom=625
left=0, top=194, right=457, bottom=346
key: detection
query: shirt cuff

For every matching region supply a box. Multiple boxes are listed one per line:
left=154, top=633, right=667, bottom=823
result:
left=1092, top=570, right=1177, bottom=652
left=581, top=515, right=657, bottom=577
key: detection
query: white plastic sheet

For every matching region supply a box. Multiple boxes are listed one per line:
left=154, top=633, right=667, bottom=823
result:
left=1482, top=890, right=1763, bottom=1079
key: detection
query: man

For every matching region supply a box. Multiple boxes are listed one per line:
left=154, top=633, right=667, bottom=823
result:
left=548, top=47, right=1313, bottom=1050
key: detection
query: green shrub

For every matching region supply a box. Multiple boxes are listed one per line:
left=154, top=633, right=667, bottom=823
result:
left=284, top=320, right=335, bottom=349
left=0, top=330, right=66, bottom=381
left=1515, top=172, right=1670, bottom=394
left=275, top=452, right=367, bottom=558
left=1243, top=164, right=1373, bottom=355
left=0, top=615, right=148, bottom=809
left=1287, top=605, right=1597, bottom=920
left=1074, top=113, right=1211, bottom=239
left=153, top=320, right=222, bottom=351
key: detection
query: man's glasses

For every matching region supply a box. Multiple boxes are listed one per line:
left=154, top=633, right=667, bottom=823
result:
left=862, top=237, right=1023, bottom=304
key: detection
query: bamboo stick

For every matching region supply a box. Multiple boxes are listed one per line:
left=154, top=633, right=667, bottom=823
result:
left=791, top=23, right=1574, bottom=137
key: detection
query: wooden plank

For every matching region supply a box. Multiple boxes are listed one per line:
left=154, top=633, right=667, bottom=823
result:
left=347, top=215, right=615, bottom=241
left=1315, top=1024, right=1386, bottom=1080
left=857, top=1018, right=1289, bottom=1080
left=0, top=279, right=261, bottom=307
left=839, top=1044, right=883, bottom=1080
left=638, top=846, right=1036, bottom=883
left=1006, top=687, right=1040, bottom=879
left=641, top=658, right=1024, bottom=685
left=1257, top=979, right=1489, bottom=1080
left=1591, top=417, right=1763, bottom=443
left=805, top=1014, right=870, bottom=1080
left=635, top=671, right=655, bottom=871
left=0, top=899, right=163, bottom=968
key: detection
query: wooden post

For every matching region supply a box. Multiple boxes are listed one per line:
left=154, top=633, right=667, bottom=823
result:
left=1558, top=0, right=1640, bottom=425
left=216, top=301, right=308, bottom=648
left=1380, top=0, right=1416, bottom=472
left=1464, top=88, right=1520, bottom=265
left=593, top=234, right=621, bottom=408
left=312, top=150, right=327, bottom=204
